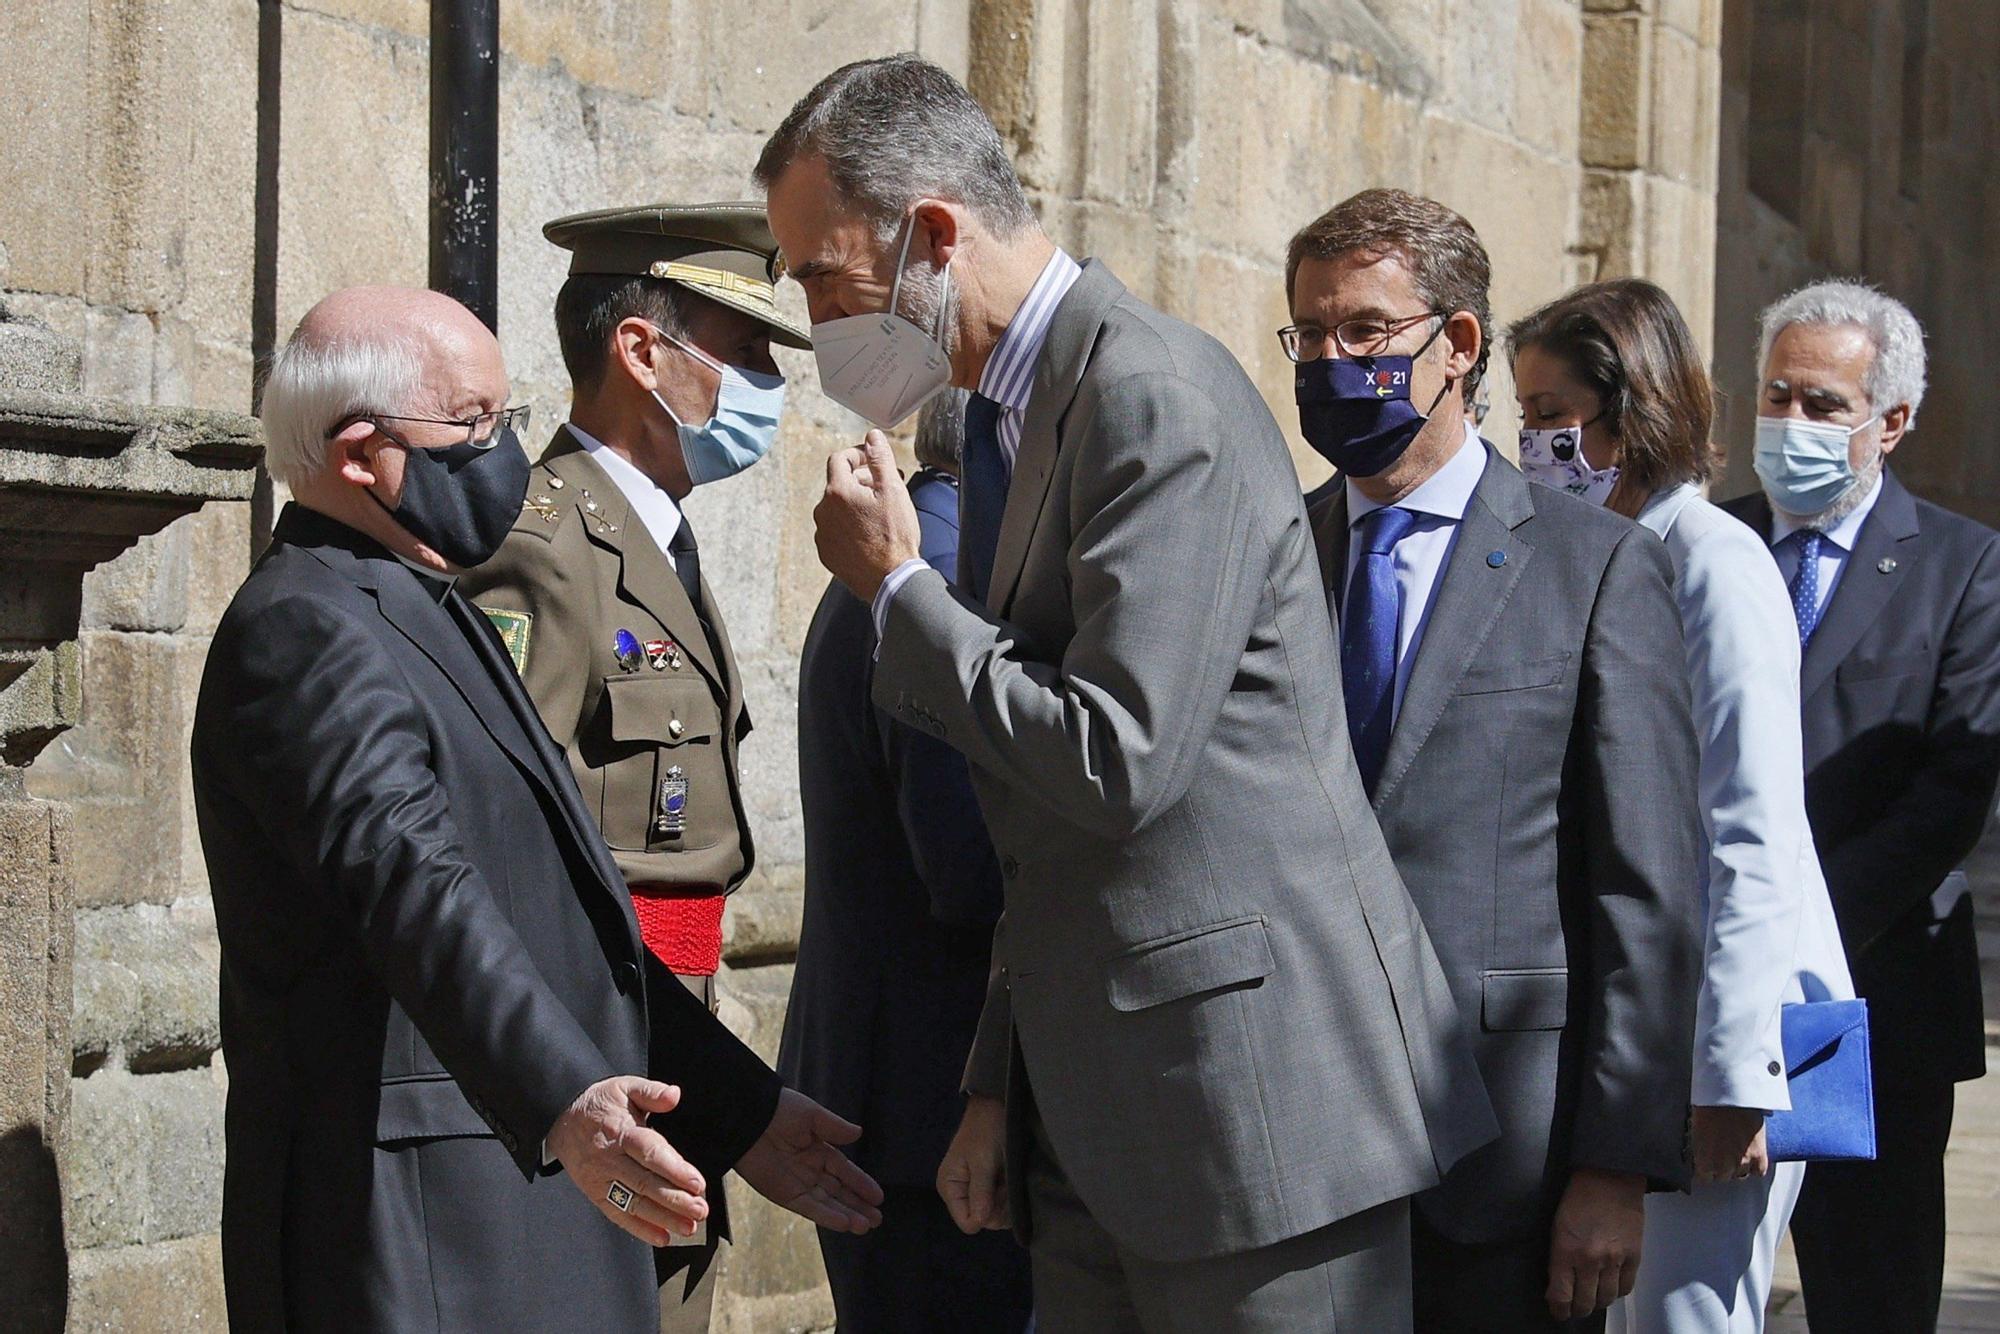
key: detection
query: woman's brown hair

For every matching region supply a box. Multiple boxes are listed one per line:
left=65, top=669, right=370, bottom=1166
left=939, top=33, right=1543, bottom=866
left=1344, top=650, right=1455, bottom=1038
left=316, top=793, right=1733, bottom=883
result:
left=1505, top=277, right=1716, bottom=517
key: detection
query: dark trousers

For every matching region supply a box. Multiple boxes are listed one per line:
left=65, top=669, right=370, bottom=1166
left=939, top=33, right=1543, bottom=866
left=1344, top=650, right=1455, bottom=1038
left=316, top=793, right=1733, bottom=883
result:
left=1411, top=1208, right=1606, bottom=1334
left=658, top=970, right=723, bottom=1334
left=818, top=1185, right=1033, bottom=1333
left=1789, top=1076, right=1956, bottom=1334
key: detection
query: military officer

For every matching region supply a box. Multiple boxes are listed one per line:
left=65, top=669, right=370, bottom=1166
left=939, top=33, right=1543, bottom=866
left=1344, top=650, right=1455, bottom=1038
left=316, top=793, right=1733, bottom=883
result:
left=460, top=202, right=808, bottom=1334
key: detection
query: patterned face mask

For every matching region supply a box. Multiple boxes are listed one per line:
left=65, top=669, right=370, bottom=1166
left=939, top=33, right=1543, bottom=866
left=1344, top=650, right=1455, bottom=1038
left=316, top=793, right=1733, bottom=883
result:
left=1518, top=419, right=1618, bottom=505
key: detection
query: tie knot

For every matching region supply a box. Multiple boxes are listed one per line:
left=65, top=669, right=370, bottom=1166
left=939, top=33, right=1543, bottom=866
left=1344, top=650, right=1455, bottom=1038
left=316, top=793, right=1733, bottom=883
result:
left=1360, top=505, right=1419, bottom=556
left=669, top=516, right=697, bottom=557
left=1794, top=526, right=1823, bottom=555
left=966, top=392, right=1003, bottom=432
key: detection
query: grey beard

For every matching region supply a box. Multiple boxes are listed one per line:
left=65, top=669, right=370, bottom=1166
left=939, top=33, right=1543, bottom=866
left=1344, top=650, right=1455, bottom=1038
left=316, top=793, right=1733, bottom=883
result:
left=1772, top=440, right=1885, bottom=529
left=896, top=262, right=958, bottom=359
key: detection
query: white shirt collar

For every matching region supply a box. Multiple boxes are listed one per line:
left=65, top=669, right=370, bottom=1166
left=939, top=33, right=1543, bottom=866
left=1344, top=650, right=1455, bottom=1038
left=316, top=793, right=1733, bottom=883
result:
left=1770, top=471, right=1883, bottom=553
left=570, top=423, right=686, bottom=559
left=1346, top=421, right=1486, bottom=527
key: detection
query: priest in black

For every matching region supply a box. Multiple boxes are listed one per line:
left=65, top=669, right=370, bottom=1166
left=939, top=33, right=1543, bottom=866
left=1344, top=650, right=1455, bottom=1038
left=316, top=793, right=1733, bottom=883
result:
left=192, top=287, right=880, bottom=1332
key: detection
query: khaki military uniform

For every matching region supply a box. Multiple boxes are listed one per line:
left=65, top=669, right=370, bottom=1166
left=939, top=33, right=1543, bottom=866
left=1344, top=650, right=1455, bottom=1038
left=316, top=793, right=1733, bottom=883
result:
left=459, top=426, right=751, bottom=1334
left=470, top=198, right=809, bottom=1334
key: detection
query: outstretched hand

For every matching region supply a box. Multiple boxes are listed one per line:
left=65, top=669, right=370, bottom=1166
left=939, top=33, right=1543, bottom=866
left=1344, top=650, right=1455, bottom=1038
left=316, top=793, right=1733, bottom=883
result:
left=548, top=1076, right=708, bottom=1247
left=737, top=1088, right=885, bottom=1234
left=813, top=430, right=923, bottom=602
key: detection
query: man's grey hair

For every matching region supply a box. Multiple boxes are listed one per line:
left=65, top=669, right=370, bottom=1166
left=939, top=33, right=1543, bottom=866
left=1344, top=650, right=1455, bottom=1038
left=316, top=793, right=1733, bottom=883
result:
left=1758, top=279, right=1928, bottom=426
left=753, top=54, right=1036, bottom=239
left=259, top=327, right=421, bottom=487
left=914, top=387, right=967, bottom=475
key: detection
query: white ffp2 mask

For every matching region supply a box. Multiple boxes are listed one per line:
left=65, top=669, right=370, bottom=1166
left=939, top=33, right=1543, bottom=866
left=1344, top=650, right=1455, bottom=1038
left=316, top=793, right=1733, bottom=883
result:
left=809, top=213, right=954, bottom=429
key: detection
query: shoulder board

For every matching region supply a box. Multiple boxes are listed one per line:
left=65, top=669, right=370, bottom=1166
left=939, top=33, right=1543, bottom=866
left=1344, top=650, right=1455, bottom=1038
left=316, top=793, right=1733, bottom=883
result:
left=513, top=468, right=571, bottom=542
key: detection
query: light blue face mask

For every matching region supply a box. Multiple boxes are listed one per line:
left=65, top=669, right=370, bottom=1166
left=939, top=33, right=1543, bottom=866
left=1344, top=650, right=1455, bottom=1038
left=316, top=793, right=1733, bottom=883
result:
left=1753, top=412, right=1877, bottom=516
left=649, top=329, right=786, bottom=485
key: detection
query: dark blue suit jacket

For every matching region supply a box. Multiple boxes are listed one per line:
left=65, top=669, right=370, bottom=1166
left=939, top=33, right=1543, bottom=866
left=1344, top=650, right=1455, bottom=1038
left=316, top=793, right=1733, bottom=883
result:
left=1724, top=469, right=2000, bottom=1085
left=778, top=470, right=1005, bottom=1187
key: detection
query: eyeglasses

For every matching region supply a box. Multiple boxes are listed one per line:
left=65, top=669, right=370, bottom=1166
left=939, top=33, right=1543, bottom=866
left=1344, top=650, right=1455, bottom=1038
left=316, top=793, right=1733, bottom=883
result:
left=1276, top=311, right=1445, bottom=364
left=332, top=403, right=533, bottom=449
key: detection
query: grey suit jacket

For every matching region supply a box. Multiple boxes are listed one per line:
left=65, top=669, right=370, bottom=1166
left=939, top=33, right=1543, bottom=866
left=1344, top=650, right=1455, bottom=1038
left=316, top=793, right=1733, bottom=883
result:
left=1310, top=450, right=1703, bottom=1245
left=874, top=260, right=1498, bottom=1264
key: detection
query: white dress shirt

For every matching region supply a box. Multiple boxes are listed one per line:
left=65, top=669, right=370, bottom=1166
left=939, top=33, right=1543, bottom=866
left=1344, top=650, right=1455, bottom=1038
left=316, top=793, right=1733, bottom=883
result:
left=1767, top=471, right=1883, bottom=618
left=872, top=248, right=1083, bottom=639
left=572, top=423, right=682, bottom=569
left=1342, top=423, right=1486, bottom=723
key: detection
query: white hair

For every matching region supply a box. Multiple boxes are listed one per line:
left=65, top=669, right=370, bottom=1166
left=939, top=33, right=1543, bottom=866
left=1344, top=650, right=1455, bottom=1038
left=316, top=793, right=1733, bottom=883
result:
left=258, top=328, right=422, bottom=487
left=1757, top=279, right=1928, bottom=427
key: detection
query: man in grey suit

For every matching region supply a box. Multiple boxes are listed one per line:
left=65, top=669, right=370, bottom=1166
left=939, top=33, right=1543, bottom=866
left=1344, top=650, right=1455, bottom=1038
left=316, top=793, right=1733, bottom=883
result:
left=761, top=56, right=1497, bottom=1331
left=1285, top=190, right=1704, bottom=1330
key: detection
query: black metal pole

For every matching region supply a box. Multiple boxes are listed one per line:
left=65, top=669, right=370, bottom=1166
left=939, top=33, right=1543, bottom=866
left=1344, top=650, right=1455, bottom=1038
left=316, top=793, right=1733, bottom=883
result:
left=429, top=0, right=500, bottom=331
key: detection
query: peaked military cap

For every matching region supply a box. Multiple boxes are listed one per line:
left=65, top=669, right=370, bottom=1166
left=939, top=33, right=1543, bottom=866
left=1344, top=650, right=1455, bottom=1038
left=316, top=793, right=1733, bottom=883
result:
left=544, top=202, right=811, bottom=349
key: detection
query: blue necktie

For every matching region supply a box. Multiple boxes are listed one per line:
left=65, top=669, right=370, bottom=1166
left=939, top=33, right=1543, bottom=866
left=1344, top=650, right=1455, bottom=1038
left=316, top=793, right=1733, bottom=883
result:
left=959, top=392, right=1007, bottom=601
left=1343, top=506, right=1419, bottom=796
left=1788, top=528, right=1824, bottom=646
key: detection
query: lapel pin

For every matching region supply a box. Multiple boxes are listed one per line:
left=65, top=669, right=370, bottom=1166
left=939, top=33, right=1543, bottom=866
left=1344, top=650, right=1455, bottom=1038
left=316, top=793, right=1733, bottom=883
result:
left=525, top=494, right=559, bottom=523
left=644, top=638, right=681, bottom=672
left=1878, top=557, right=1898, bottom=573
left=613, top=628, right=643, bottom=672
left=1486, top=550, right=1507, bottom=568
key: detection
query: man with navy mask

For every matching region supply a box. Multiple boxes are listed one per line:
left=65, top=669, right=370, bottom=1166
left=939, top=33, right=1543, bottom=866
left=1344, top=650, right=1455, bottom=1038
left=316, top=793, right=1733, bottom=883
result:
left=1287, top=189, right=1702, bottom=1331
left=463, top=203, right=812, bottom=1333
left=1721, top=281, right=2000, bottom=1333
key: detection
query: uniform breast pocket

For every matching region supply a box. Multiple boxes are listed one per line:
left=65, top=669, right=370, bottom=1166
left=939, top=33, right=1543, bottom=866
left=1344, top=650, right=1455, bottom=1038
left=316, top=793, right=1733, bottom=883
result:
left=598, top=675, right=725, bottom=853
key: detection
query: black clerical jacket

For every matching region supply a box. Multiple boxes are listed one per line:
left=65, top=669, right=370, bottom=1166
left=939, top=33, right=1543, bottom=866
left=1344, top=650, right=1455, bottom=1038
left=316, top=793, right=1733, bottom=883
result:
left=191, top=504, right=779, bottom=1332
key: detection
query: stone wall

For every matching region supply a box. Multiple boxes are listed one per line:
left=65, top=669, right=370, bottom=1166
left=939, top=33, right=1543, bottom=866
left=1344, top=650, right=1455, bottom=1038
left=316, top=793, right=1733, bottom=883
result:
left=1711, top=0, right=1998, bottom=516
left=2, top=1, right=1720, bottom=1327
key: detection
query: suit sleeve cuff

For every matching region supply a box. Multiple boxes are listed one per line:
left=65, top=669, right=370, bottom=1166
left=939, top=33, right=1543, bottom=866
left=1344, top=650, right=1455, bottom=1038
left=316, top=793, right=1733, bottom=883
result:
left=1692, top=1059, right=1790, bottom=1114
left=871, top=558, right=930, bottom=650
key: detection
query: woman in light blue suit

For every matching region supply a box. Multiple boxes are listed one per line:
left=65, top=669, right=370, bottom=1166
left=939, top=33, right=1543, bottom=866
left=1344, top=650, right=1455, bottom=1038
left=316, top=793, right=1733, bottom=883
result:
left=1508, top=279, right=1854, bottom=1333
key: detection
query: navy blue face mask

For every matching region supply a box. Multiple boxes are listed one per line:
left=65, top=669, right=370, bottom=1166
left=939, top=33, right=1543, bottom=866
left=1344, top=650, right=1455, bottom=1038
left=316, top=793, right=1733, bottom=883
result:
left=372, top=425, right=531, bottom=568
left=1295, top=322, right=1452, bottom=478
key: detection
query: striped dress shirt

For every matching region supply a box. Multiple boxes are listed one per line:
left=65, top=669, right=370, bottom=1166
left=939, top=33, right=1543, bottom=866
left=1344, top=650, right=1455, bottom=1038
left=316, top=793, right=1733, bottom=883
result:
left=871, top=248, right=1083, bottom=636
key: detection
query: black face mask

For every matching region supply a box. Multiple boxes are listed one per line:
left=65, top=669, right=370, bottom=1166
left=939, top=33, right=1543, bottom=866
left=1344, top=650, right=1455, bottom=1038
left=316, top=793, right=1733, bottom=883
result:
left=372, top=425, right=531, bottom=568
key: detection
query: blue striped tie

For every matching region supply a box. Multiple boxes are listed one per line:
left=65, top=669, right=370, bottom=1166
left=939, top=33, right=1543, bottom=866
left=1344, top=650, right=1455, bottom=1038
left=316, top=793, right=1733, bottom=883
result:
left=1343, top=506, right=1419, bottom=796
left=1788, top=528, right=1824, bottom=646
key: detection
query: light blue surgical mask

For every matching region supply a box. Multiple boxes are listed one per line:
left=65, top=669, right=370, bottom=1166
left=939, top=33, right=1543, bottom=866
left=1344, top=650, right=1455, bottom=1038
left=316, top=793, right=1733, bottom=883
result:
left=648, top=329, right=786, bottom=485
left=1754, top=413, right=1876, bottom=516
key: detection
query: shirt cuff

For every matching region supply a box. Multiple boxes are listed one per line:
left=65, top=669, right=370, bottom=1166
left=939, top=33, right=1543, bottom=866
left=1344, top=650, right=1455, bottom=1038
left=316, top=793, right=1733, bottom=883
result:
left=871, top=558, right=930, bottom=646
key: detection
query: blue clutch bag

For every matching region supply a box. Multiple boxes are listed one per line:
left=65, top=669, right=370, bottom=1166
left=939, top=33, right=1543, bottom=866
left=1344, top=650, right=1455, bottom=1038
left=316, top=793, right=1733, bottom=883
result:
left=1765, top=998, right=1876, bottom=1162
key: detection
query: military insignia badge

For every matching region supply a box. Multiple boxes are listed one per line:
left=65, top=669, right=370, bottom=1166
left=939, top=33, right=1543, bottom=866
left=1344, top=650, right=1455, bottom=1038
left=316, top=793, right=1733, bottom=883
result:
left=478, top=607, right=534, bottom=675
left=614, top=628, right=643, bottom=672
left=644, top=638, right=681, bottom=671
left=656, top=765, right=688, bottom=837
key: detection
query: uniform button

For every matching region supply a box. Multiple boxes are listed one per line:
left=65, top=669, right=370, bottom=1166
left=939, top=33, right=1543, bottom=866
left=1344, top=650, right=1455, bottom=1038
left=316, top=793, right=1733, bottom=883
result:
left=1001, top=855, right=1019, bottom=878
left=1768, top=1060, right=1782, bottom=1077
left=668, top=719, right=685, bottom=739
left=614, top=961, right=640, bottom=994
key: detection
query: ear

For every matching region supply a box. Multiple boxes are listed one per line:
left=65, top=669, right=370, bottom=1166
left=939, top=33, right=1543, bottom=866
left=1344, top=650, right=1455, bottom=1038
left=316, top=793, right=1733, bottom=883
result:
left=330, top=419, right=385, bottom=488
left=1441, top=310, right=1482, bottom=383
left=1877, top=401, right=1913, bottom=456
left=612, top=317, right=661, bottom=392
left=909, top=199, right=963, bottom=271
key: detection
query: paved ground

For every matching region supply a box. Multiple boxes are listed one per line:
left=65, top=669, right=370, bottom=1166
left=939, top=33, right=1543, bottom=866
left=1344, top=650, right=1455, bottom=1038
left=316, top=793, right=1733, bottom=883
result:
left=1766, top=1058, right=2000, bottom=1330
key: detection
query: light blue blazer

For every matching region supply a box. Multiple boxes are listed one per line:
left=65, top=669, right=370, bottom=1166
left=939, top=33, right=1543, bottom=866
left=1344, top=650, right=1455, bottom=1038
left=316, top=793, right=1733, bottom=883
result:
left=1639, top=483, right=1854, bottom=1112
